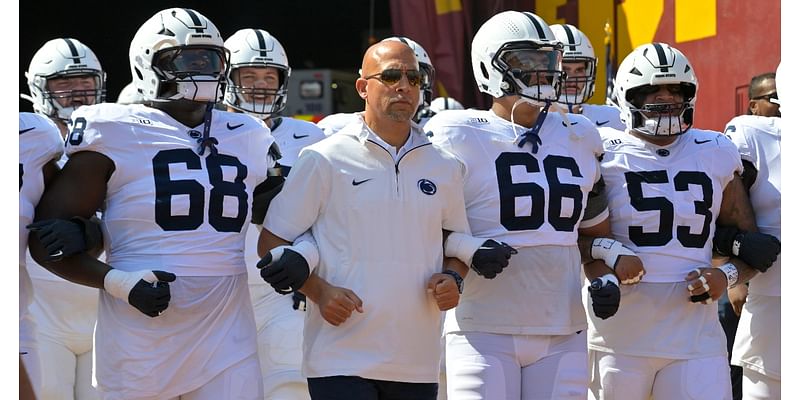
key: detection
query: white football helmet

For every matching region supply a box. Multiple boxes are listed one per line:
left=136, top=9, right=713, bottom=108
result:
left=550, top=24, right=596, bottom=106
left=471, top=11, right=563, bottom=103
left=223, top=29, right=291, bottom=118
left=129, top=8, right=229, bottom=103
left=116, top=82, right=144, bottom=105
left=616, top=42, right=698, bottom=136
left=24, top=38, right=106, bottom=123
left=382, top=36, right=436, bottom=107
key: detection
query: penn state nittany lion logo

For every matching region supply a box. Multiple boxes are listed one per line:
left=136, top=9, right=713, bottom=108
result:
left=418, top=179, right=436, bottom=195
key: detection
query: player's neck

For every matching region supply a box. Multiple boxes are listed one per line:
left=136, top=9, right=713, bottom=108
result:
left=53, top=119, right=69, bottom=140
left=150, top=100, right=210, bottom=128
left=492, top=100, right=541, bottom=128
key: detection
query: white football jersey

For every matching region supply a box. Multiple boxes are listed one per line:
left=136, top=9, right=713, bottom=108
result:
left=426, top=108, right=604, bottom=335
left=582, top=104, right=626, bottom=131
left=19, top=112, right=63, bottom=317
left=66, top=104, right=275, bottom=276
left=270, top=116, right=327, bottom=171
left=316, top=112, right=358, bottom=136
left=724, top=115, right=781, bottom=296
left=599, top=127, right=743, bottom=282
left=426, top=109, right=604, bottom=248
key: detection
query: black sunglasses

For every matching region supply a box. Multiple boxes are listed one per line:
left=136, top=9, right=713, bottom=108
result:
left=752, top=92, right=778, bottom=101
left=364, top=68, right=422, bottom=87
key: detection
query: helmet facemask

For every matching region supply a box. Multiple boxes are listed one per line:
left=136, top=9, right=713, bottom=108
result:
left=558, top=58, right=596, bottom=106
left=492, top=41, right=563, bottom=106
left=36, top=70, right=105, bottom=123
left=627, top=83, right=696, bottom=137
left=226, top=64, right=289, bottom=118
left=150, top=45, right=229, bottom=102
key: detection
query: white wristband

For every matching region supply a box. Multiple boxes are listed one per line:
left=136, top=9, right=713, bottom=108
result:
left=268, top=240, right=320, bottom=272
left=291, top=240, right=320, bottom=271
left=104, top=269, right=156, bottom=301
left=591, top=238, right=635, bottom=270
left=598, top=273, right=620, bottom=287
left=718, top=263, right=739, bottom=288
left=444, top=232, right=486, bottom=266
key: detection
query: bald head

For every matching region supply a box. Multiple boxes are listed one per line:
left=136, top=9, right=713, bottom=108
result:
left=361, top=41, right=417, bottom=78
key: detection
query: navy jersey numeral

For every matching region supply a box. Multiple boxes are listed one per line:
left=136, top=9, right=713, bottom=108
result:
left=152, top=149, right=248, bottom=232
left=495, top=152, right=584, bottom=232
left=624, top=170, right=712, bottom=247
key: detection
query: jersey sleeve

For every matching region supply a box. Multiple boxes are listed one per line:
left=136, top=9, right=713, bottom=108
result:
left=64, top=105, right=112, bottom=157
left=263, top=148, right=331, bottom=241
left=440, top=156, right=472, bottom=236
left=715, top=133, right=745, bottom=187
left=723, top=120, right=755, bottom=164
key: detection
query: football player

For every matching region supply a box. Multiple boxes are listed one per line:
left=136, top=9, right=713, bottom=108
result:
left=28, top=8, right=276, bottom=399
left=425, top=11, right=643, bottom=399
left=549, top=24, right=625, bottom=130
left=23, top=38, right=104, bottom=400
left=587, top=43, right=780, bottom=400
left=223, top=27, right=326, bottom=400
left=19, top=112, right=64, bottom=399
left=316, top=36, right=435, bottom=136
left=724, top=65, right=782, bottom=400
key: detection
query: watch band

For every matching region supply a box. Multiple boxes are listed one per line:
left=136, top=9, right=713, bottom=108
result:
left=442, top=270, right=464, bottom=294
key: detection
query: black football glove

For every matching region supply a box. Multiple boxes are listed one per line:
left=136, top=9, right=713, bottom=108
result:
left=27, top=216, right=102, bottom=261
left=258, top=247, right=311, bottom=294
left=104, top=269, right=176, bottom=318
left=713, top=226, right=780, bottom=272
left=588, top=276, right=620, bottom=320
left=470, top=240, right=518, bottom=279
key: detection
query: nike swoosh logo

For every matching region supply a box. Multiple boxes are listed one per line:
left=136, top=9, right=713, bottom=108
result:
left=19, top=127, right=36, bottom=134
left=293, top=133, right=309, bottom=139
left=227, top=122, right=244, bottom=130
left=352, top=178, right=371, bottom=186
left=561, top=121, right=578, bottom=127
left=694, top=139, right=712, bottom=144
left=596, top=120, right=610, bottom=126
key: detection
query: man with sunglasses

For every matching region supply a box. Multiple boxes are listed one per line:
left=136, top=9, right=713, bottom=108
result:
left=28, top=8, right=276, bottom=399
left=425, top=11, right=643, bottom=399
left=256, top=40, right=512, bottom=400
left=721, top=65, right=782, bottom=400
left=747, top=72, right=780, bottom=117
left=586, top=43, right=779, bottom=400
left=22, top=37, right=104, bottom=400
left=317, top=36, right=436, bottom=136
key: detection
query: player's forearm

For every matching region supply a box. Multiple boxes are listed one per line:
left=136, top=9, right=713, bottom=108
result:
left=728, top=257, right=760, bottom=286
left=444, top=256, right=469, bottom=277
left=583, top=259, right=614, bottom=280
left=298, top=272, right=329, bottom=304
left=28, top=236, right=109, bottom=289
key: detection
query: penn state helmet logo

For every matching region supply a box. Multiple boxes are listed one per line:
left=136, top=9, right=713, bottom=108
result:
left=418, top=179, right=437, bottom=195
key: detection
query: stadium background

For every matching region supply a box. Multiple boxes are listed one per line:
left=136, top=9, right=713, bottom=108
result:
left=19, top=0, right=779, bottom=131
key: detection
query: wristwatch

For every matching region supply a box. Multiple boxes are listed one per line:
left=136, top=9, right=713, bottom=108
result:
left=442, top=270, right=464, bottom=294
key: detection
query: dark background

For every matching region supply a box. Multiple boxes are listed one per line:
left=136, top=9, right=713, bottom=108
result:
left=19, top=0, right=393, bottom=111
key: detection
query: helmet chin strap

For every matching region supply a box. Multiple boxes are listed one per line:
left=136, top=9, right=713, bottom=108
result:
left=196, top=102, right=219, bottom=156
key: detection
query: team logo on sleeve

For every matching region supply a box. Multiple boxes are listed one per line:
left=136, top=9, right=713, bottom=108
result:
left=418, top=179, right=437, bottom=195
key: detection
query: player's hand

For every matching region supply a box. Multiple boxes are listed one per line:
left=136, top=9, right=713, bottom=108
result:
left=104, top=269, right=176, bottom=317
left=685, top=267, right=727, bottom=304
left=470, top=240, right=517, bottom=279
left=427, top=273, right=460, bottom=311
left=614, top=255, right=645, bottom=285
left=258, top=246, right=311, bottom=294
left=713, top=226, right=780, bottom=272
left=317, top=284, right=363, bottom=326
left=588, top=274, right=620, bottom=319
left=728, top=284, right=748, bottom=317
left=27, top=217, right=102, bottom=261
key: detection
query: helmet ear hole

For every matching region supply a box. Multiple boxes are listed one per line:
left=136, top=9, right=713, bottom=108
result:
left=480, top=62, right=490, bottom=80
